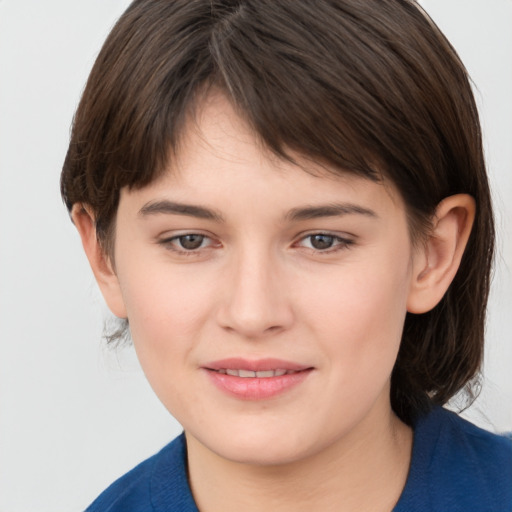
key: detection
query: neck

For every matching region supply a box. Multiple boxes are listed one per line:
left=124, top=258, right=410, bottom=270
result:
left=185, top=401, right=413, bottom=512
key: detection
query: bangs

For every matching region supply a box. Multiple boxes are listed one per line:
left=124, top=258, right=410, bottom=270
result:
left=63, top=0, right=459, bottom=220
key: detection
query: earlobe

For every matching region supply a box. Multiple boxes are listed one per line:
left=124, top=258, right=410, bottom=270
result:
left=407, top=194, right=475, bottom=314
left=71, top=204, right=127, bottom=318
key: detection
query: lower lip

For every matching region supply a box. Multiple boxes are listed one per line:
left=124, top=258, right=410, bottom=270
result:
left=205, top=369, right=312, bottom=400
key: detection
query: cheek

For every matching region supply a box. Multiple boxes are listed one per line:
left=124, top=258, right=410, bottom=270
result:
left=116, top=264, right=213, bottom=368
left=117, top=268, right=215, bottom=415
left=302, top=255, right=411, bottom=374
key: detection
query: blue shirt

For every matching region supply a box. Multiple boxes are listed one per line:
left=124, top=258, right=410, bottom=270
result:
left=86, top=407, right=512, bottom=511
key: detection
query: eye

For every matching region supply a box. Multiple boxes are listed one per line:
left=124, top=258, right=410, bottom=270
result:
left=308, top=234, right=336, bottom=250
left=296, top=233, right=353, bottom=252
left=175, top=234, right=207, bottom=250
left=159, top=233, right=216, bottom=254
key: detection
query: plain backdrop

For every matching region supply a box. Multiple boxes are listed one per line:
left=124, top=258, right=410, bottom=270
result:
left=0, top=1, right=511, bottom=511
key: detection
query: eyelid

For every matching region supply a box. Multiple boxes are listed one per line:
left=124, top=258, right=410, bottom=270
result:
left=293, top=231, right=355, bottom=252
left=157, top=228, right=215, bottom=242
left=155, top=229, right=355, bottom=256
left=157, top=230, right=220, bottom=254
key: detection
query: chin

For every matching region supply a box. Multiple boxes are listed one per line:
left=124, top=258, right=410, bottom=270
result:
left=184, top=418, right=305, bottom=466
left=217, top=440, right=309, bottom=467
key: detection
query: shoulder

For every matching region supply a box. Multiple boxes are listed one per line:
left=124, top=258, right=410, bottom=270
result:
left=429, top=408, right=512, bottom=488
left=396, top=407, right=512, bottom=512
left=85, top=433, right=198, bottom=512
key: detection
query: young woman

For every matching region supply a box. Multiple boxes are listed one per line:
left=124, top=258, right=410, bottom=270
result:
left=61, top=1, right=512, bottom=510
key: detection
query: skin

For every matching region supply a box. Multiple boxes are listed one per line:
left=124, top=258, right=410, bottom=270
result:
left=74, top=92, right=475, bottom=511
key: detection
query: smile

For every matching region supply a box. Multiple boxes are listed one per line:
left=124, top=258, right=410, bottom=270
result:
left=215, top=369, right=296, bottom=378
left=204, top=359, right=313, bottom=400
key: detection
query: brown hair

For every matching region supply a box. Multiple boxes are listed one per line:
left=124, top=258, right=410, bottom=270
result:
left=61, top=0, right=494, bottom=425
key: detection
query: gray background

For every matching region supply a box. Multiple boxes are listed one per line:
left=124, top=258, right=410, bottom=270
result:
left=0, top=1, right=511, bottom=510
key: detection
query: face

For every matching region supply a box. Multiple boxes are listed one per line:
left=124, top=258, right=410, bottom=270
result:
left=110, top=93, right=420, bottom=466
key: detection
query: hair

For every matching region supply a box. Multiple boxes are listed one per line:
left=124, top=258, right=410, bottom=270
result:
left=61, top=0, right=494, bottom=425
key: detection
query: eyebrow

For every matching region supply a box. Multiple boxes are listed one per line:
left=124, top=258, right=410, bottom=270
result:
left=139, top=200, right=225, bottom=222
left=138, top=199, right=377, bottom=223
left=286, top=203, right=378, bottom=221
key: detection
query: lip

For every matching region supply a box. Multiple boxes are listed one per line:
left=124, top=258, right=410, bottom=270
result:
left=202, top=358, right=313, bottom=400
left=204, top=358, right=310, bottom=372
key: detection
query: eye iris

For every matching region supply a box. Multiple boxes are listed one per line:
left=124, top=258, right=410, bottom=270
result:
left=310, top=234, right=334, bottom=250
left=178, top=234, right=204, bottom=250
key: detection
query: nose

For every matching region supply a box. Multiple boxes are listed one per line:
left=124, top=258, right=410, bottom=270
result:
left=216, top=247, right=295, bottom=339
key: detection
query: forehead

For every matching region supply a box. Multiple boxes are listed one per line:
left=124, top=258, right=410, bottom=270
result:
left=121, top=91, right=406, bottom=222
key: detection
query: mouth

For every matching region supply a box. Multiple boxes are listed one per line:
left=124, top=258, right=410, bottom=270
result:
left=204, top=357, right=310, bottom=373
left=203, top=358, right=313, bottom=400
left=213, top=368, right=300, bottom=378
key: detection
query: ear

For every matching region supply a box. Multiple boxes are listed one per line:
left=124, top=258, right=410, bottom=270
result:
left=71, top=204, right=127, bottom=318
left=407, top=194, right=475, bottom=314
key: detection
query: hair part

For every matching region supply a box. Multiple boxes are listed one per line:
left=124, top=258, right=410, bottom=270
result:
left=61, top=0, right=494, bottom=425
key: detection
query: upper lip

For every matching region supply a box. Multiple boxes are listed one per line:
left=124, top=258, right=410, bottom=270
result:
left=203, top=358, right=311, bottom=372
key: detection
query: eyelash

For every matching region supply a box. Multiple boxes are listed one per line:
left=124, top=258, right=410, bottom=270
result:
left=158, top=232, right=354, bottom=256
left=294, top=233, right=354, bottom=253
left=158, top=233, right=215, bottom=256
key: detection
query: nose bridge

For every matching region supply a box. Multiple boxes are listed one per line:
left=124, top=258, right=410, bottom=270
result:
left=218, top=242, right=293, bottom=338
